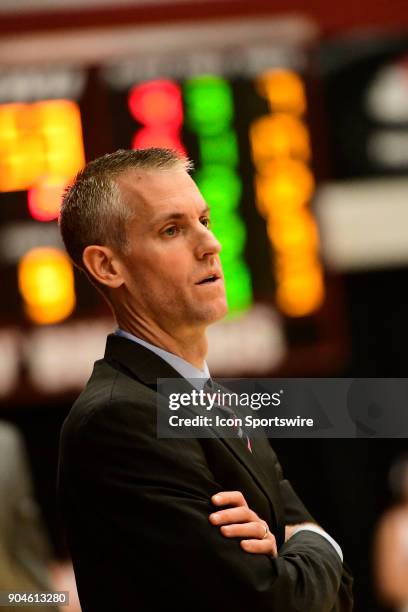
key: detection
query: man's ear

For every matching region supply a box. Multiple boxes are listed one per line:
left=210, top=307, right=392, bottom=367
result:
left=82, top=245, right=124, bottom=289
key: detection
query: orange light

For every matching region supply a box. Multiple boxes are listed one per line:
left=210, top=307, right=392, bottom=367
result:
left=250, top=69, right=324, bottom=318
left=267, top=213, right=319, bottom=251
left=0, top=100, right=85, bottom=221
left=0, top=103, right=43, bottom=191
left=255, top=159, right=315, bottom=217
left=28, top=176, right=69, bottom=222
left=31, top=100, right=85, bottom=178
left=132, top=127, right=186, bottom=155
left=275, top=263, right=324, bottom=317
left=250, top=114, right=310, bottom=164
left=18, top=247, right=76, bottom=325
left=256, top=69, right=306, bottom=115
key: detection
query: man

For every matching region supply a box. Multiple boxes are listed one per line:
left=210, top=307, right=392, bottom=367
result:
left=58, top=148, right=353, bottom=611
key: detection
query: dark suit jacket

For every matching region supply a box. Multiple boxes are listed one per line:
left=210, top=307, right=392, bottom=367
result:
left=58, top=334, right=353, bottom=611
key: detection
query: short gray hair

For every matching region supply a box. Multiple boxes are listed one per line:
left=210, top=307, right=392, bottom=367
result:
left=59, top=148, right=193, bottom=271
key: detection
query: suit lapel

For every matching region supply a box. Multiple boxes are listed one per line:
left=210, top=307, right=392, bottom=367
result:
left=208, top=380, right=284, bottom=542
left=104, top=333, right=184, bottom=384
left=219, top=436, right=284, bottom=546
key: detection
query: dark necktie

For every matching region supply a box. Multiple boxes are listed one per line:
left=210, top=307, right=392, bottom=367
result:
left=204, top=378, right=252, bottom=453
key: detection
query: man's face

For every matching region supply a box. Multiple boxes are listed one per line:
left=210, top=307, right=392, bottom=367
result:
left=115, top=168, right=228, bottom=334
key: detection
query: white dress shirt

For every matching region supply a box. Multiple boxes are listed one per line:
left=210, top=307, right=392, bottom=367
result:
left=115, top=328, right=209, bottom=389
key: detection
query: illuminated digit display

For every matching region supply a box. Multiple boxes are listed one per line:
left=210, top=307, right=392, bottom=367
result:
left=125, top=71, right=324, bottom=317
left=183, top=75, right=253, bottom=314
left=250, top=69, right=324, bottom=317
left=0, top=99, right=85, bottom=221
left=128, top=80, right=186, bottom=154
left=0, top=41, right=350, bottom=401
left=0, top=68, right=326, bottom=340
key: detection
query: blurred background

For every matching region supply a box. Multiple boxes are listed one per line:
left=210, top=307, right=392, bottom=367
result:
left=1, top=0, right=408, bottom=609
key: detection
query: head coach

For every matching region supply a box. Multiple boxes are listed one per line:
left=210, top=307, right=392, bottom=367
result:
left=57, top=148, right=353, bottom=611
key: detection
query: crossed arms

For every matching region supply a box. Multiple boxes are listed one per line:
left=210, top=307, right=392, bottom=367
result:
left=61, top=395, right=353, bottom=612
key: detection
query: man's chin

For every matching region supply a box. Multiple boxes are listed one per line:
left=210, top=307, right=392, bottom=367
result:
left=205, top=298, right=228, bottom=324
left=186, top=296, right=228, bottom=326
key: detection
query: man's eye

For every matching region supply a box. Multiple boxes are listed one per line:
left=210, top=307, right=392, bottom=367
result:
left=164, top=226, right=178, bottom=236
left=200, top=217, right=211, bottom=228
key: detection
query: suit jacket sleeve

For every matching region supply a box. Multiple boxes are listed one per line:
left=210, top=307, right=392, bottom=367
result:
left=61, top=396, right=351, bottom=612
left=272, top=451, right=354, bottom=612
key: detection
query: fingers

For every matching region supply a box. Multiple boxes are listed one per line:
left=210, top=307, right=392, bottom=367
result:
left=209, top=491, right=277, bottom=557
left=210, top=491, right=254, bottom=526
left=241, top=534, right=278, bottom=558
left=219, top=520, right=278, bottom=557
left=211, top=491, right=248, bottom=508
left=220, top=521, right=268, bottom=540
left=209, top=506, right=258, bottom=526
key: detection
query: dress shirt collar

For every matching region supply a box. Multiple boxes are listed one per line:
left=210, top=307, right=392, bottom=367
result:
left=115, top=328, right=210, bottom=389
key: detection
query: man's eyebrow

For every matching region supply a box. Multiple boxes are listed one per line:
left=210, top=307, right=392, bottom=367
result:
left=152, top=206, right=210, bottom=226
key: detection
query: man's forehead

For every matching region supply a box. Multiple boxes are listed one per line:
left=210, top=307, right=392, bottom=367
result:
left=118, top=166, right=190, bottom=192
left=117, top=167, right=203, bottom=217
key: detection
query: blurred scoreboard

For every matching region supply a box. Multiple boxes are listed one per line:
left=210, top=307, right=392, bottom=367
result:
left=0, top=17, right=346, bottom=403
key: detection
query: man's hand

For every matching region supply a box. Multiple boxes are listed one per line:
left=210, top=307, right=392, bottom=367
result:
left=209, top=491, right=277, bottom=558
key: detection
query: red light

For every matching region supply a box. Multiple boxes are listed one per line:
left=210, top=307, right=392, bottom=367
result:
left=28, top=176, right=68, bottom=221
left=128, top=80, right=183, bottom=127
left=132, top=127, right=186, bottom=155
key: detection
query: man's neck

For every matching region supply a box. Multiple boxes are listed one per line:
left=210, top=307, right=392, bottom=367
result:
left=116, top=318, right=208, bottom=370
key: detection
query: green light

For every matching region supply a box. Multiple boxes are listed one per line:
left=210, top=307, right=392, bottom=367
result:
left=183, top=75, right=253, bottom=315
left=183, top=76, right=234, bottom=136
left=195, top=165, right=241, bottom=212
left=195, top=166, right=252, bottom=314
left=199, top=130, right=239, bottom=166
left=215, top=216, right=246, bottom=261
left=224, top=260, right=253, bottom=313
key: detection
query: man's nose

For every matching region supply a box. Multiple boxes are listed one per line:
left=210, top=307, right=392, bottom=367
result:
left=194, top=224, right=222, bottom=259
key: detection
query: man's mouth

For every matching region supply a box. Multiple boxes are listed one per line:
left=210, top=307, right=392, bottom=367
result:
left=196, top=274, right=220, bottom=285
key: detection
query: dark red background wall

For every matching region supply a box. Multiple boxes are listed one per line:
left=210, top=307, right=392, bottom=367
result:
left=1, top=0, right=408, bottom=36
